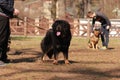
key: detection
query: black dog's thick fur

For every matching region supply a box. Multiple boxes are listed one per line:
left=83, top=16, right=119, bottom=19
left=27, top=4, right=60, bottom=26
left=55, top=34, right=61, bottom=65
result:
left=41, top=20, right=72, bottom=64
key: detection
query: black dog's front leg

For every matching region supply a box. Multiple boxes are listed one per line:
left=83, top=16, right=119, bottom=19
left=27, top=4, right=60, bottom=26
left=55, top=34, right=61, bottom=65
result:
left=63, top=46, right=70, bottom=64
left=53, top=49, right=58, bottom=64
left=41, top=52, right=46, bottom=61
left=63, top=52, right=70, bottom=64
left=52, top=36, right=58, bottom=64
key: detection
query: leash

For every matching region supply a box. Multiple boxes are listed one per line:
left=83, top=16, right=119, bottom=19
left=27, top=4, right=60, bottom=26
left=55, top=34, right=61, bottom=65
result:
left=14, top=16, right=47, bottom=31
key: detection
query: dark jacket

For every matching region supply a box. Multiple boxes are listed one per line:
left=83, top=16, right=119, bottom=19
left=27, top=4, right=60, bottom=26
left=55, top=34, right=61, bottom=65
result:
left=0, top=0, right=14, bottom=18
left=92, top=11, right=111, bottom=28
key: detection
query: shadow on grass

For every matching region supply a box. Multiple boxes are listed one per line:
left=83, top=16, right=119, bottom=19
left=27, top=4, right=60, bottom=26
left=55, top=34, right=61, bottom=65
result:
left=107, top=47, right=115, bottom=50
left=1, top=47, right=120, bottom=80
left=8, top=47, right=117, bottom=64
left=8, top=48, right=42, bottom=63
left=49, top=68, right=120, bottom=80
left=1, top=63, right=120, bottom=80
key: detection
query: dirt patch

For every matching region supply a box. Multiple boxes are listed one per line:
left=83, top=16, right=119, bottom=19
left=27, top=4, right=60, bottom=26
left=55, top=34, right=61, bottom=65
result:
left=0, top=37, right=120, bottom=80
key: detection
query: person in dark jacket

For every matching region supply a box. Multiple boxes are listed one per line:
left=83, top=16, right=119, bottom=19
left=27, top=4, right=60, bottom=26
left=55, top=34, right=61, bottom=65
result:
left=87, top=11, right=111, bottom=50
left=0, top=0, right=19, bottom=63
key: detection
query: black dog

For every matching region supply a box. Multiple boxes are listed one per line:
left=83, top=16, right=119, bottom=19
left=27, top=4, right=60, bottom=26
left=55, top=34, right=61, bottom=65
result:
left=40, top=20, right=72, bottom=64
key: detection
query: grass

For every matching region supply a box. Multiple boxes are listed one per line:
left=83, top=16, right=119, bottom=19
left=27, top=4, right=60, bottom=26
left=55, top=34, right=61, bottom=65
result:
left=11, top=36, right=42, bottom=41
left=10, top=36, right=120, bottom=49
left=0, top=36, right=120, bottom=80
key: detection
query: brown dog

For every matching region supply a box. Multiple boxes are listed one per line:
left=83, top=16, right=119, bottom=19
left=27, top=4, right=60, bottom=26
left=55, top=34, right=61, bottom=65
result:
left=88, top=29, right=101, bottom=49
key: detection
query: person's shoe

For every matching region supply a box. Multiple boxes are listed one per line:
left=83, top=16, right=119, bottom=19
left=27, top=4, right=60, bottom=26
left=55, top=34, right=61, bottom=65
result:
left=7, top=46, right=10, bottom=52
left=100, top=46, right=107, bottom=50
left=0, top=61, right=6, bottom=66
left=1, top=59, right=10, bottom=63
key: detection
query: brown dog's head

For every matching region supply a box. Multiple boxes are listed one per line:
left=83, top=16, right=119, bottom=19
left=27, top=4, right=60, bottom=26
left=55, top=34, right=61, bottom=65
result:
left=93, top=28, right=101, bottom=37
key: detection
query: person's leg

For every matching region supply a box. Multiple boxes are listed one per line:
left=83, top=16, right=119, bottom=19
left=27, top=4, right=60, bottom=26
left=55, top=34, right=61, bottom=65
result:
left=7, top=37, right=11, bottom=51
left=101, top=27, right=106, bottom=46
left=104, top=29, right=110, bottom=48
left=0, top=16, right=10, bottom=62
left=100, top=26, right=108, bottom=50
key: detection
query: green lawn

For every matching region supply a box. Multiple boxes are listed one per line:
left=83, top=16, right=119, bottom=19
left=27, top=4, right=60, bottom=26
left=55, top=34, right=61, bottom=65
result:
left=10, top=36, right=120, bottom=50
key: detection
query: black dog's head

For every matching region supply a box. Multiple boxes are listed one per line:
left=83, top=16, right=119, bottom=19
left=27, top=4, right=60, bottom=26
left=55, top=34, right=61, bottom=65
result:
left=52, top=20, right=71, bottom=37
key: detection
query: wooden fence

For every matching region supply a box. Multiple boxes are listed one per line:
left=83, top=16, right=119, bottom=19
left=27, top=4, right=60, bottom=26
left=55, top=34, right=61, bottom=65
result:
left=10, top=17, right=120, bottom=37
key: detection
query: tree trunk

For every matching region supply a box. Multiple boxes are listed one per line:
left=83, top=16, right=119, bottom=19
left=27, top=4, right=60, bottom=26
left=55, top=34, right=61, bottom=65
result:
left=51, top=0, right=57, bottom=20
left=56, top=0, right=66, bottom=19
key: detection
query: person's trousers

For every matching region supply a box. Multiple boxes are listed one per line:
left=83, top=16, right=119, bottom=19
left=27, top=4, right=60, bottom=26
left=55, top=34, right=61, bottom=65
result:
left=0, top=16, right=10, bottom=60
left=101, top=26, right=110, bottom=48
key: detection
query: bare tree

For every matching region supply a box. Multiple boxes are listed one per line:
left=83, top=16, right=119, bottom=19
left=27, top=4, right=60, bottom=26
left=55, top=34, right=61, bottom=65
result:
left=56, top=0, right=66, bottom=19
left=51, top=0, right=57, bottom=20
